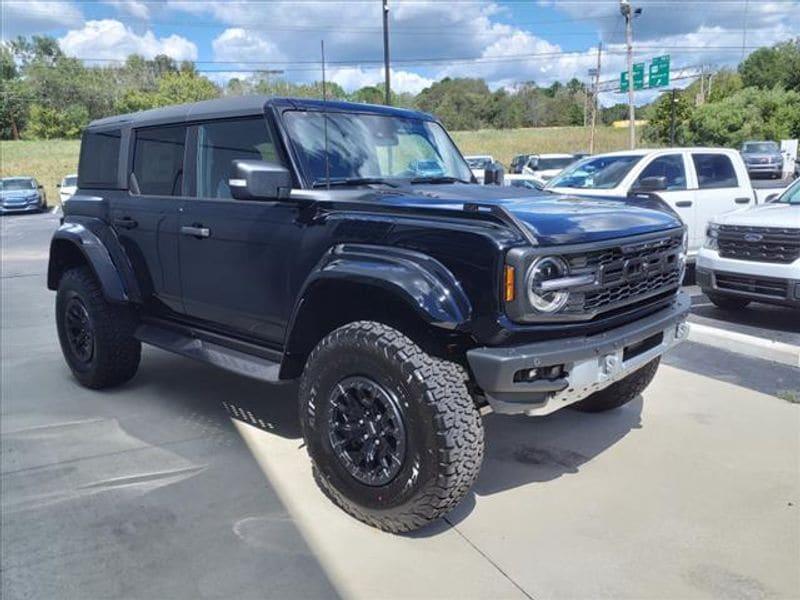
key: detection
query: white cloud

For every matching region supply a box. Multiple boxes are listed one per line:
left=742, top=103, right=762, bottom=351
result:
left=1, top=1, right=83, bottom=38
left=103, top=0, right=150, bottom=20
left=327, top=67, right=435, bottom=94
left=59, top=20, right=197, bottom=62
left=212, top=28, right=284, bottom=64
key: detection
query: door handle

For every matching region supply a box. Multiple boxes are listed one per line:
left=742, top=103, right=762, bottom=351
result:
left=734, top=197, right=751, bottom=204
left=181, top=225, right=211, bottom=238
left=113, top=216, right=138, bottom=229
left=675, top=201, right=693, bottom=208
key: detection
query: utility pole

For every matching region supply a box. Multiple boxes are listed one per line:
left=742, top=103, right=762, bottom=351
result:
left=670, top=88, right=677, bottom=146
left=382, top=0, right=391, bottom=105
left=589, top=42, right=602, bottom=154
left=620, top=0, right=640, bottom=150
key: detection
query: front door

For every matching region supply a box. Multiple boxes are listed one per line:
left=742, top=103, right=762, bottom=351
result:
left=178, top=116, right=300, bottom=344
left=110, top=124, right=187, bottom=313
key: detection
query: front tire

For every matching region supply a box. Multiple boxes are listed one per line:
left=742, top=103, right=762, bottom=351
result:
left=707, top=292, right=750, bottom=310
left=299, top=321, right=484, bottom=533
left=56, top=266, right=141, bottom=389
left=572, top=358, right=660, bottom=413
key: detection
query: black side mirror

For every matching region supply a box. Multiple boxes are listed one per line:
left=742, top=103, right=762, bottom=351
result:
left=229, top=160, right=292, bottom=201
left=37, top=184, right=44, bottom=190
left=483, top=162, right=505, bottom=186
left=635, top=175, right=668, bottom=192
left=765, top=193, right=779, bottom=203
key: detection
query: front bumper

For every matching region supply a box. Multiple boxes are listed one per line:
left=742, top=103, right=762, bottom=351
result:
left=0, top=202, right=42, bottom=214
left=467, top=293, right=690, bottom=416
left=696, top=248, right=800, bottom=307
left=745, top=163, right=782, bottom=175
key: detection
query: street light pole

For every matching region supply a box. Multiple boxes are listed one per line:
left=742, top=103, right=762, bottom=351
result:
left=589, top=42, right=602, bottom=154
left=382, top=0, right=391, bottom=105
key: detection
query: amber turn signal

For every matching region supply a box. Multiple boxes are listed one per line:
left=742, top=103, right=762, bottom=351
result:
left=504, top=265, right=515, bottom=302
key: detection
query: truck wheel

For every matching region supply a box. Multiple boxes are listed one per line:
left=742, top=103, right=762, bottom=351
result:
left=707, top=293, right=750, bottom=310
left=56, top=266, right=141, bottom=389
left=572, top=358, right=660, bottom=413
left=299, top=321, right=484, bottom=533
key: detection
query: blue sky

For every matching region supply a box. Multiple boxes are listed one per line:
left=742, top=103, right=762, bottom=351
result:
left=3, top=1, right=799, bottom=104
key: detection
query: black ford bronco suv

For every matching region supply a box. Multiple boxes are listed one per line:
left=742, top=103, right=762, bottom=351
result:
left=49, top=97, right=690, bottom=532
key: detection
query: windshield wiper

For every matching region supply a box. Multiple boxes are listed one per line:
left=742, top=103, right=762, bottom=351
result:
left=312, top=177, right=398, bottom=188
left=409, top=176, right=470, bottom=184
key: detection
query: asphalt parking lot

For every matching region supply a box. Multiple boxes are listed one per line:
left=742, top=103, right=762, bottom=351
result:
left=2, top=212, right=799, bottom=599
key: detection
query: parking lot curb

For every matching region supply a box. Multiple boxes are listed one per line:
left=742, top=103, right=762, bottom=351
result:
left=688, top=322, right=800, bottom=368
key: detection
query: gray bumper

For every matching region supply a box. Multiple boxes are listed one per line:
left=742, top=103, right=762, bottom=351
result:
left=467, top=293, right=691, bottom=416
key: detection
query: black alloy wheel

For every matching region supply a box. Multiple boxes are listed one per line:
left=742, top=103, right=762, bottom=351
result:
left=64, top=296, right=95, bottom=364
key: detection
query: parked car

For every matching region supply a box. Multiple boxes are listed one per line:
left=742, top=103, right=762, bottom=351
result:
left=464, top=154, right=494, bottom=181
left=48, top=97, right=689, bottom=533
left=510, top=154, right=533, bottom=174
left=503, top=173, right=545, bottom=191
left=697, top=177, right=800, bottom=310
left=58, top=174, right=78, bottom=203
left=740, top=140, right=784, bottom=179
left=522, top=153, right=577, bottom=184
left=0, top=176, right=47, bottom=214
left=546, top=148, right=756, bottom=260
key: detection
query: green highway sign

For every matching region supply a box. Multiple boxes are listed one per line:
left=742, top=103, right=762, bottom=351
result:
left=620, top=63, right=645, bottom=92
left=649, top=55, right=670, bottom=88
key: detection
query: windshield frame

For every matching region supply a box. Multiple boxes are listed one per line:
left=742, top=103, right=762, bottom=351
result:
left=773, top=177, right=800, bottom=205
left=546, top=154, right=641, bottom=190
left=281, top=108, right=474, bottom=189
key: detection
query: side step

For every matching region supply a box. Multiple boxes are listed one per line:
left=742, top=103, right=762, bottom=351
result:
left=135, top=323, right=282, bottom=382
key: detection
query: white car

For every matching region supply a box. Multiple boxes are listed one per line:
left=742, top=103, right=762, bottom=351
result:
left=697, top=177, right=800, bottom=310
left=58, top=174, right=78, bottom=203
left=522, top=153, right=576, bottom=184
left=503, top=173, right=545, bottom=191
left=464, top=155, right=494, bottom=182
left=546, top=148, right=756, bottom=259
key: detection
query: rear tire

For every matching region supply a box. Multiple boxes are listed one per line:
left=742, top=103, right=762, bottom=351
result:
left=299, top=321, right=484, bottom=533
left=708, top=292, right=750, bottom=310
left=56, top=266, right=141, bottom=389
left=572, top=358, right=660, bottom=413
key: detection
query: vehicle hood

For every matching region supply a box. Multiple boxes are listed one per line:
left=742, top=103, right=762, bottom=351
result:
left=60, top=186, right=77, bottom=195
left=712, top=202, right=800, bottom=228
left=742, top=152, right=782, bottom=161
left=0, top=189, right=38, bottom=200
left=371, top=183, right=682, bottom=245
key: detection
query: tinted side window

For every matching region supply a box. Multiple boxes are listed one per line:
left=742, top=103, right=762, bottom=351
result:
left=634, top=154, right=686, bottom=190
left=196, top=118, right=278, bottom=199
left=78, top=129, right=121, bottom=188
left=133, top=125, right=187, bottom=196
left=692, top=153, right=738, bottom=189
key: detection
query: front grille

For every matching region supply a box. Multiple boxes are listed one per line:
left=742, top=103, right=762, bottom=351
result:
left=715, top=272, right=788, bottom=299
left=718, top=225, right=800, bottom=264
left=563, top=231, right=684, bottom=317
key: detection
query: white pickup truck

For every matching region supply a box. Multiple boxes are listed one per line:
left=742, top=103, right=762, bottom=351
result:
left=546, top=148, right=756, bottom=259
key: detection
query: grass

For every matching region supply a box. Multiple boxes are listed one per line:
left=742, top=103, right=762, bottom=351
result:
left=1, top=139, right=81, bottom=206
left=451, top=125, right=649, bottom=167
left=0, top=126, right=645, bottom=204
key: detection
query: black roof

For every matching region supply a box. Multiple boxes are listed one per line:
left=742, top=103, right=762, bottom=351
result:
left=87, top=96, right=435, bottom=130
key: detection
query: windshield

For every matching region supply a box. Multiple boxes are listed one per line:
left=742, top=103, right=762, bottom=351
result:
left=466, top=157, right=492, bottom=169
left=535, top=157, right=575, bottom=170
left=63, top=176, right=77, bottom=187
left=284, top=111, right=472, bottom=186
left=742, top=142, right=779, bottom=153
left=774, top=179, right=800, bottom=205
left=548, top=155, right=640, bottom=189
left=1, top=178, right=35, bottom=191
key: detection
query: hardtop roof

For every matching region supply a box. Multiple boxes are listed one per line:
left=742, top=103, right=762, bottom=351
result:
left=86, top=96, right=436, bottom=130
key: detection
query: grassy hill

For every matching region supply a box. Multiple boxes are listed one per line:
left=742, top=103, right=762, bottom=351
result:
left=1, top=126, right=644, bottom=204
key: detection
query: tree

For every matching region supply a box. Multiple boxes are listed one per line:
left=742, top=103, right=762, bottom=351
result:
left=642, top=90, right=692, bottom=144
left=739, top=39, right=800, bottom=91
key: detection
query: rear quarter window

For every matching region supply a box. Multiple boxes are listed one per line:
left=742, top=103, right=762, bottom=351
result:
left=692, top=153, right=739, bottom=189
left=78, top=129, right=122, bottom=188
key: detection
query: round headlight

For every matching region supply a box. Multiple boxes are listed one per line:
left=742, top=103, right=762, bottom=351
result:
left=526, top=256, right=569, bottom=313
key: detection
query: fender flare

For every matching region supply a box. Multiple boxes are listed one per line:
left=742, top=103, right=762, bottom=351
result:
left=284, top=243, right=472, bottom=351
left=48, top=221, right=136, bottom=303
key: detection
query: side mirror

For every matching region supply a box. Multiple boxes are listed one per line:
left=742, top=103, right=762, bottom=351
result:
left=483, top=162, right=505, bottom=186
left=37, top=184, right=44, bottom=190
left=635, top=175, right=668, bottom=192
left=56, top=183, right=61, bottom=188
left=765, top=193, right=779, bottom=203
left=229, top=160, right=292, bottom=201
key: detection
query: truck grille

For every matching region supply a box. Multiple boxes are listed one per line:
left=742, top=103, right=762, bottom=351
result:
left=715, top=272, right=788, bottom=299
left=564, top=231, right=684, bottom=318
left=718, top=225, right=800, bottom=264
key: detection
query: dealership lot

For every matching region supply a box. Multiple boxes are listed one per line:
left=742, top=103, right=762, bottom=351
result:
left=2, top=213, right=798, bottom=599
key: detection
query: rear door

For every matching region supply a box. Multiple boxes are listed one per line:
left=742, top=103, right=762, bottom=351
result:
left=110, top=124, right=187, bottom=313
left=688, top=151, right=753, bottom=250
left=177, top=116, right=300, bottom=344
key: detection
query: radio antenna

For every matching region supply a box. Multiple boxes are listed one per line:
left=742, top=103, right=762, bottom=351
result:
left=321, top=39, right=330, bottom=189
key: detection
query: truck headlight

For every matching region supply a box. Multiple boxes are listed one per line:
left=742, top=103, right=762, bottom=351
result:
left=704, top=223, right=719, bottom=250
left=526, top=256, right=570, bottom=313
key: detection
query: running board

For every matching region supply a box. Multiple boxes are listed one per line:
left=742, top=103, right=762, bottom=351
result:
left=135, top=323, right=282, bottom=382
